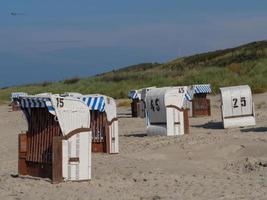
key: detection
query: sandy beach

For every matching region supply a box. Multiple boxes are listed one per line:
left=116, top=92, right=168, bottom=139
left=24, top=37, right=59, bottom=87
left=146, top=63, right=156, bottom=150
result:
left=0, top=94, right=267, bottom=200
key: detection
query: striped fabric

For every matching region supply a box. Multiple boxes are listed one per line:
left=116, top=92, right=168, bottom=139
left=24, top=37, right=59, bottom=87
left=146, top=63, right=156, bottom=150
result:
left=45, top=100, right=56, bottom=115
left=194, top=84, right=211, bottom=94
left=19, top=97, right=56, bottom=115
left=128, top=90, right=139, bottom=100
left=82, top=96, right=105, bottom=112
left=19, top=95, right=106, bottom=114
left=185, top=91, right=192, bottom=101
left=11, top=92, right=28, bottom=100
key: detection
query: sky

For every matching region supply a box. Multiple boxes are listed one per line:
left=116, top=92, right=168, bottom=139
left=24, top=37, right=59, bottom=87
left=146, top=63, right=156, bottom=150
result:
left=0, top=0, right=267, bottom=87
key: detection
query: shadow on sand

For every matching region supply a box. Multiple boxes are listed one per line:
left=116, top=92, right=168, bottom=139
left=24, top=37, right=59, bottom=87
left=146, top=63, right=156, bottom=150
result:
left=192, top=121, right=224, bottom=130
left=123, top=133, right=148, bottom=137
left=10, top=174, right=51, bottom=182
left=241, top=127, right=267, bottom=133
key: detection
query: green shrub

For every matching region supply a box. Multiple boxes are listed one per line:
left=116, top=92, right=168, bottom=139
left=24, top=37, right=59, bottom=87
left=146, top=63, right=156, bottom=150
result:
left=63, top=77, right=80, bottom=84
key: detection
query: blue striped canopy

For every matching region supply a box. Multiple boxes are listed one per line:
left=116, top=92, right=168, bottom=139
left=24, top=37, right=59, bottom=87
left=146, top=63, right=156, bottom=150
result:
left=19, top=97, right=56, bottom=115
left=194, top=84, right=211, bottom=94
left=19, top=96, right=106, bottom=114
left=128, top=90, right=139, bottom=100
left=82, top=96, right=105, bottom=112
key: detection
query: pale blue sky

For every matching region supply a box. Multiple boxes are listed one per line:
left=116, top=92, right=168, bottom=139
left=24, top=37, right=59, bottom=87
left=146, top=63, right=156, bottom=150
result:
left=0, top=0, right=267, bottom=87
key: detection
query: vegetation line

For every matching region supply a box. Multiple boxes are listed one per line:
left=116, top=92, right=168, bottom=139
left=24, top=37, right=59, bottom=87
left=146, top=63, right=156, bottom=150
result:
left=1, top=40, right=267, bottom=101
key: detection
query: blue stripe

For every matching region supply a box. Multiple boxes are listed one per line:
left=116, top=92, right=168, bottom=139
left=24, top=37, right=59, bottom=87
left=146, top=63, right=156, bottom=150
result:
left=47, top=106, right=55, bottom=111
left=185, top=93, right=191, bottom=101
left=29, top=99, right=33, bottom=107
left=91, top=98, right=98, bottom=111
left=21, top=99, right=24, bottom=107
left=19, top=98, right=50, bottom=109
left=100, top=100, right=105, bottom=112
left=36, top=99, right=41, bottom=107
left=102, top=102, right=105, bottom=112
left=128, top=90, right=139, bottom=100
left=87, top=97, right=92, bottom=107
left=78, top=96, right=106, bottom=112
left=194, top=85, right=211, bottom=94
left=32, top=99, right=36, bottom=107
left=97, top=97, right=103, bottom=110
left=101, top=105, right=105, bottom=112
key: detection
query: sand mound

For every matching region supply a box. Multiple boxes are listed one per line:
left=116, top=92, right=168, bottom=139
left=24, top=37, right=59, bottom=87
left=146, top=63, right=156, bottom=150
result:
left=225, top=157, right=267, bottom=173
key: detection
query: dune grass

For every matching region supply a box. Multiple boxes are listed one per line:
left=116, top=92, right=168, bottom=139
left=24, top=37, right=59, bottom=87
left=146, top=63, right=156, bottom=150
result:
left=116, top=99, right=132, bottom=107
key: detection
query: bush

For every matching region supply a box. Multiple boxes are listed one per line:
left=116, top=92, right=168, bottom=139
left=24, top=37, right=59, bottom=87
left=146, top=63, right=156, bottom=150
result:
left=63, top=77, right=80, bottom=84
left=117, top=99, right=131, bottom=107
left=228, top=63, right=241, bottom=75
left=40, top=81, right=52, bottom=87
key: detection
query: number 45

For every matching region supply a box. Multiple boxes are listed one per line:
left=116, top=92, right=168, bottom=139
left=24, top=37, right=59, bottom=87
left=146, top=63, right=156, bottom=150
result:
left=150, top=98, right=160, bottom=111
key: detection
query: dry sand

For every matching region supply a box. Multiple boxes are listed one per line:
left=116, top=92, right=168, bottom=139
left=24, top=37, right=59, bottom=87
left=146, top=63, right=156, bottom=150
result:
left=0, top=94, right=267, bottom=200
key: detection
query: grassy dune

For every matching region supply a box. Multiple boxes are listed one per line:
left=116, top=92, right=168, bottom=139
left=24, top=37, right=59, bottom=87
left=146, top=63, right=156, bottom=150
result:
left=1, top=40, right=267, bottom=102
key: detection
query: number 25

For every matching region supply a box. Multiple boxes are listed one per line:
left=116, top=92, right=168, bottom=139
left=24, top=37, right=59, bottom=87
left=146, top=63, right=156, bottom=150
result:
left=233, top=97, right=246, bottom=108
